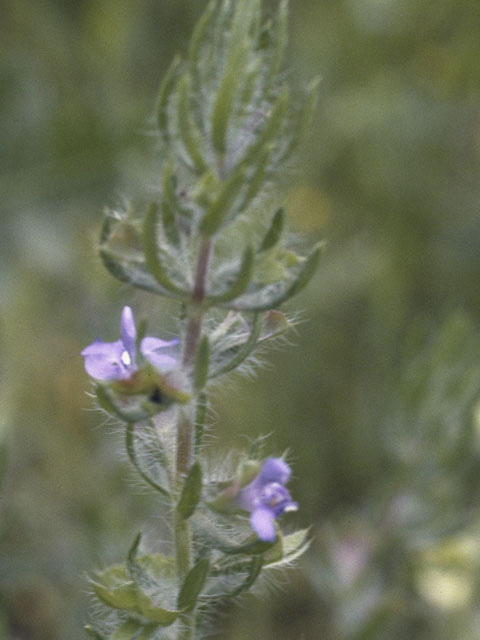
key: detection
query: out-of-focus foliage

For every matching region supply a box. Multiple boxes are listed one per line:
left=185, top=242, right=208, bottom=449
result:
left=1, top=0, right=480, bottom=639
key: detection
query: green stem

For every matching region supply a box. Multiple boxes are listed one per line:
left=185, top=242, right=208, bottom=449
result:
left=175, top=236, right=213, bottom=640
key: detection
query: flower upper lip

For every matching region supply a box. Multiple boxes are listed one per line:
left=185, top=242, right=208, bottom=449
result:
left=81, top=306, right=179, bottom=382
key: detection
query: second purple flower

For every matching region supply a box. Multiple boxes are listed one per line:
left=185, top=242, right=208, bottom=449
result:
left=237, top=458, right=298, bottom=542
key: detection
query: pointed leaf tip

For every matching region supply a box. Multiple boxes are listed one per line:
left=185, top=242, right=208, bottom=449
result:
left=143, top=202, right=186, bottom=296
left=177, top=558, right=210, bottom=611
left=177, top=461, right=203, bottom=519
left=211, top=246, right=255, bottom=303
left=260, top=208, right=286, bottom=252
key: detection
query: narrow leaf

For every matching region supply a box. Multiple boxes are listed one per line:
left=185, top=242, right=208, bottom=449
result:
left=160, top=164, right=182, bottom=245
left=188, top=0, right=216, bottom=62
left=136, top=592, right=180, bottom=626
left=127, top=532, right=143, bottom=583
left=212, top=40, right=249, bottom=155
left=194, top=335, right=210, bottom=392
left=229, top=556, right=263, bottom=596
left=177, top=462, right=203, bottom=520
left=126, top=422, right=170, bottom=497
left=178, top=74, right=208, bottom=174
left=91, top=563, right=137, bottom=611
left=282, top=242, right=323, bottom=301
left=231, top=242, right=323, bottom=312
left=199, top=164, right=247, bottom=235
left=240, top=87, right=289, bottom=170
left=264, top=0, right=288, bottom=94
left=156, top=55, right=182, bottom=145
left=177, top=558, right=210, bottom=611
left=100, top=248, right=175, bottom=297
left=143, top=202, right=187, bottom=296
left=111, top=620, right=142, bottom=640
left=259, top=208, right=285, bottom=252
left=264, top=528, right=311, bottom=568
left=91, top=578, right=137, bottom=611
left=211, top=313, right=262, bottom=378
left=236, top=143, right=272, bottom=212
left=210, top=246, right=254, bottom=303
left=212, top=534, right=276, bottom=556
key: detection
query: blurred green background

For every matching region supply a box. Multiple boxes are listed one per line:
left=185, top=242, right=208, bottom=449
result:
left=2, top=0, right=480, bottom=638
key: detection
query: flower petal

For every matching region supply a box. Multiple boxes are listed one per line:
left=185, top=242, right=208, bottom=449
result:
left=120, top=306, right=137, bottom=363
left=258, top=458, right=291, bottom=486
left=141, top=337, right=179, bottom=372
left=81, top=340, right=130, bottom=380
left=250, top=507, right=276, bottom=541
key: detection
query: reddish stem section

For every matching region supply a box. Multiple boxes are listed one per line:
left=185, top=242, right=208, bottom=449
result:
left=182, top=237, right=212, bottom=367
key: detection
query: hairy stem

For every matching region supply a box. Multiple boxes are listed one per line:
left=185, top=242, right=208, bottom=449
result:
left=182, top=237, right=212, bottom=366
left=175, top=236, right=213, bottom=640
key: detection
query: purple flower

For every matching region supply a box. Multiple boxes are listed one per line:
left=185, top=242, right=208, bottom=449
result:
left=237, top=458, right=298, bottom=542
left=82, top=306, right=178, bottom=381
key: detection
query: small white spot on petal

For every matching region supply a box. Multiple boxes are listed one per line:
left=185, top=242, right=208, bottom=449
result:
left=121, top=350, right=131, bottom=367
left=284, top=504, right=298, bottom=513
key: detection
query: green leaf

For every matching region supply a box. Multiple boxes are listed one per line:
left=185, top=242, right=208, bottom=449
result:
left=231, top=242, right=323, bottom=312
left=177, top=558, right=210, bottom=611
left=126, top=422, right=170, bottom=496
left=237, top=57, right=262, bottom=117
left=229, top=555, right=263, bottom=596
left=136, top=592, right=180, bottom=626
left=156, top=55, right=182, bottom=145
left=134, top=625, right=160, bottom=640
left=212, top=39, right=249, bottom=155
left=178, top=74, right=208, bottom=174
left=211, top=313, right=262, bottom=378
left=92, top=554, right=179, bottom=623
left=188, top=0, right=216, bottom=62
left=111, top=620, right=143, bottom=640
left=209, top=246, right=254, bottom=303
left=199, top=164, right=247, bottom=235
left=264, top=528, right=311, bottom=568
left=236, top=143, right=272, bottom=212
left=240, top=87, right=289, bottom=170
left=138, top=553, right=176, bottom=581
left=194, top=336, right=210, bottom=392
left=100, top=248, right=177, bottom=297
left=143, top=202, right=187, bottom=296
left=177, top=462, right=203, bottom=519
left=160, top=163, right=185, bottom=245
left=282, top=242, right=322, bottom=301
left=264, top=0, right=288, bottom=94
left=213, top=534, right=276, bottom=556
left=259, top=208, right=285, bottom=252
left=91, top=564, right=137, bottom=610
left=127, top=532, right=144, bottom=584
